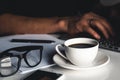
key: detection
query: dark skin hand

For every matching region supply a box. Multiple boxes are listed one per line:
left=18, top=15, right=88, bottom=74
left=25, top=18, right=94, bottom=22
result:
left=0, top=12, right=114, bottom=39
left=65, top=12, right=114, bottom=39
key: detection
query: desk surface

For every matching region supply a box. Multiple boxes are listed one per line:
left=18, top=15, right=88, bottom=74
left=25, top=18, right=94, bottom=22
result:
left=0, top=34, right=120, bottom=80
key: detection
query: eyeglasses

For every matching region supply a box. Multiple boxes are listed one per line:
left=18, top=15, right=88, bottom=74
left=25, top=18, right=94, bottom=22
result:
left=0, top=46, right=43, bottom=77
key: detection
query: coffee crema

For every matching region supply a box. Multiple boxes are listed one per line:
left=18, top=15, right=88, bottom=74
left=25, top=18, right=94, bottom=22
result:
left=68, top=43, right=95, bottom=48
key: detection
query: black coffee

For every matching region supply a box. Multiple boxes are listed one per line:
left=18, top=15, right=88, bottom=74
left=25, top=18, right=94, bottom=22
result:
left=68, top=43, right=95, bottom=48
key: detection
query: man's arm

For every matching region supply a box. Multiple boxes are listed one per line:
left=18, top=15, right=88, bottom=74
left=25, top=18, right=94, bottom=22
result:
left=0, top=13, right=67, bottom=34
left=0, top=12, right=114, bottom=39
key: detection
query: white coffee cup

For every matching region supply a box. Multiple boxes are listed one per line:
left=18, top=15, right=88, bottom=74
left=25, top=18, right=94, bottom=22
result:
left=55, top=38, right=99, bottom=67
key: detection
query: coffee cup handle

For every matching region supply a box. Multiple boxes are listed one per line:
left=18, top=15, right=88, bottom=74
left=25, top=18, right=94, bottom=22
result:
left=55, top=44, right=68, bottom=60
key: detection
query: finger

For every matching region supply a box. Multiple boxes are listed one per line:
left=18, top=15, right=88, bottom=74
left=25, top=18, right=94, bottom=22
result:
left=93, top=20, right=109, bottom=39
left=90, top=13, right=114, bottom=36
left=85, top=26, right=100, bottom=39
left=99, top=19, right=114, bottom=36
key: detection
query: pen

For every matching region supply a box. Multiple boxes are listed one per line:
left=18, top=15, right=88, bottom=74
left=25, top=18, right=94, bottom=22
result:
left=10, top=39, right=55, bottom=43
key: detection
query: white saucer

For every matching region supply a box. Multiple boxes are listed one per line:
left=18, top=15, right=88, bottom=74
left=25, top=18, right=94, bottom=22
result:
left=53, top=51, right=110, bottom=70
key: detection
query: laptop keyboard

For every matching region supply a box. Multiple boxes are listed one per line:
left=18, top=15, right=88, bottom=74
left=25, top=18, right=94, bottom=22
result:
left=99, top=39, right=120, bottom=52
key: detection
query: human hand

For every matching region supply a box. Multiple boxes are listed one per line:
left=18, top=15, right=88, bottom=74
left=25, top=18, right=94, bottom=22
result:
left=68, top=12, right=114, bottom=39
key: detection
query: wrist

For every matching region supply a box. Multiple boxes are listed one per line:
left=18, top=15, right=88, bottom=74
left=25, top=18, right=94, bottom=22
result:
left=56, top=17, right=68, bottom=32
left=56, top=15, right=82, bottom=35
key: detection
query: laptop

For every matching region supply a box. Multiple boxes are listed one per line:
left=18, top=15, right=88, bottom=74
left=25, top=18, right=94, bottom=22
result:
left=98, top=17, right=120, bottom=52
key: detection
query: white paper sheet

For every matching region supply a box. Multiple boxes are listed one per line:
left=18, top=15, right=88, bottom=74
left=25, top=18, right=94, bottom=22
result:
left=0, top=34, right=64, bottom=74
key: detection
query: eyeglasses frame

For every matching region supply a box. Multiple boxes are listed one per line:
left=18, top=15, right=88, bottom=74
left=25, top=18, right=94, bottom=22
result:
left=0, top=45, right=43, bottom=77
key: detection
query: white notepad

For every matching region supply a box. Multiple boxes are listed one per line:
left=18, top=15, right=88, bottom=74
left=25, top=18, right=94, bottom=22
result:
left=0, top=34, right=64, bottom=74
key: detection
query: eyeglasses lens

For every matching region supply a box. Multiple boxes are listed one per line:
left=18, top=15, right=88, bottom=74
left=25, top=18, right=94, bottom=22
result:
left=26, top=49, right=41, bottom=66
left=0, top=57, right=19, bottom=76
